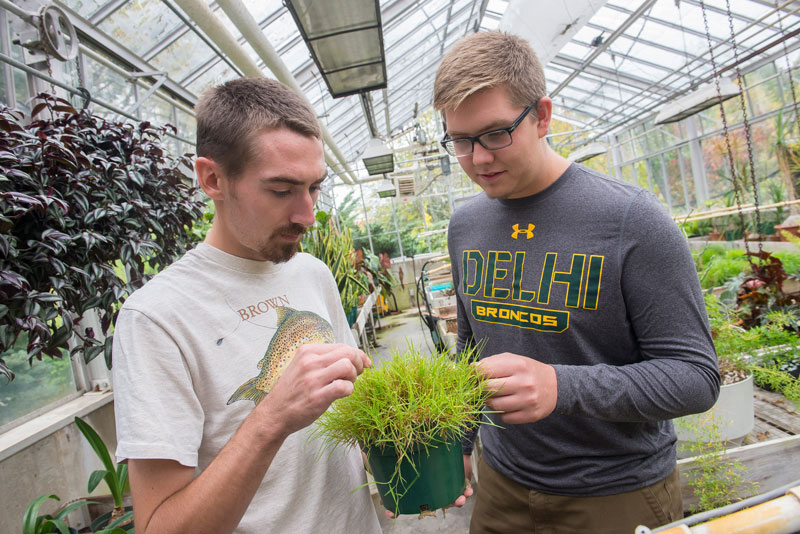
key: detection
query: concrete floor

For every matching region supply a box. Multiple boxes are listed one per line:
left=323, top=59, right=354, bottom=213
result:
left=367, top=307, right=476, bottom=534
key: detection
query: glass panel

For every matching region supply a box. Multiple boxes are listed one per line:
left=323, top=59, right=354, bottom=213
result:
left=0, top=335, right=76, bottom=429
left=747, top=73, right=781, bottom=118
left=311, top=30, right=383, bottom=71
left=98, top=0, right=182, bottom=56
left=247, top=0, right=284, bottom=25
left=282, top=40, right=313, bottom=73
left=175, top=108, right=197, bottom=152
left=0, top=68, right=6, bottom=107
left=591, top=6, right=629, bottom=30
left=288, top=0, right=377, bottom=39
left=266, top=11, right=300, bottom=52
left=185, top=60, right=237, bottom=95
left=84, top=55, right=135, bottom=111
left=149, top=31, right=216, bottom=83
left=679, top=146, right=696, bottom=209
left=648, top=157, right=668, bottom=205
left=12, top=67, right=29, bottom=112
left=621, top=163, right=634, bottom=184
left=620, top=140, right=635, bottom=163
left=664, top=150, right=688, bottom=213
left=59, top=0, right=108, bottom=18
left=140, top=93, right=173, bottom=128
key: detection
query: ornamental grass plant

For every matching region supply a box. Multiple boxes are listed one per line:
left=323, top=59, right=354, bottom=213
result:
left=313, top=343, right=494, bottom=512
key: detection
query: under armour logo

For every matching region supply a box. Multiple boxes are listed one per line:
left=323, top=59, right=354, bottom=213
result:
left=511, top=223, right=535, bottom=239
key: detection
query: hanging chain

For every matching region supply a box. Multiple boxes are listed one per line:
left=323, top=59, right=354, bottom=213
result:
left=776, top=0, right=800, bottom=136
left=725, top=0, right=763, bottom=256
left=700, top=1, right=756, bottom=270
left=37, top=11, right=57, bottom=97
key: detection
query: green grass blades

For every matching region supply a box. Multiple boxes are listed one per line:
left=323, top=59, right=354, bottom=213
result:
left=314, top=342, right=492, bottom=455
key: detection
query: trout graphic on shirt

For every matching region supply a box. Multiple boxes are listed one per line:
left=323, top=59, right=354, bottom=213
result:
left=227, top=306, right=335, bottom=405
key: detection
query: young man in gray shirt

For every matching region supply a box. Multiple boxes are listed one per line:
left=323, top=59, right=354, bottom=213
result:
left=434, top=31, right=720, bottom=532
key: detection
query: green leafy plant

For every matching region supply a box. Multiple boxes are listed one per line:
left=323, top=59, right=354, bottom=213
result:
left=0, top=93, right=205, bottom=381
left=678, top=413, right=758, bottom=514
left=186, top=199, right=214, bottom=243
left=74, top=416, right=132, bottom=530
left=301, top=210, right=368, bottom=319
left=313, top=344, right=494, bottom=509
left=355, top=249, right=398, bottom=298
left=706, top=295, right=800, bottom=401
left=734, top=251, right=799, bottom=328
left=23, top=494, right=92, bottom=534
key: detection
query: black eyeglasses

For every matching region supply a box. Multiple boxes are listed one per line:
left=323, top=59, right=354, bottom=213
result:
left=440, top=101, right=537, bottom=158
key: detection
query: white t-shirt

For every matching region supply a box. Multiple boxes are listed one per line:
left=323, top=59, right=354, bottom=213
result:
left=113, top=244, right=381, bottom=533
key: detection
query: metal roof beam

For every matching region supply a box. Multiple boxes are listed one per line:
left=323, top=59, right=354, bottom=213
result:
left=551, top=0, right=659, bottom=98
left=583, top=20, right=707, bottom=66
left=54, top=0, right=197, bottom=106
left=550, top=53, right=669, bottom=95
left=89, top=0, right=128, bottom=25
left=604, top=2, right=726, bottom=44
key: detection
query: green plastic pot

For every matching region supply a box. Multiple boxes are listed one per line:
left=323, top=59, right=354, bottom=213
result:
left=366, top=436, right=465, bottom=515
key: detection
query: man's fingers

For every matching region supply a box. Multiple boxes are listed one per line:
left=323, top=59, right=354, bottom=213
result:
left=360, top=352, right=373, bottom=371
left=318, top=378, right=355, bottom=404
left=297, top=343, right=368, bottom=375
left=485, top=377, right=508, bottom=394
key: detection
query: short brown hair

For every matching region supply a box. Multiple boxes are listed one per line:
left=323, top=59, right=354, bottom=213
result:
left=434, top=31, right=546, bottom=112
left=195, top=77, right=321, bottom=178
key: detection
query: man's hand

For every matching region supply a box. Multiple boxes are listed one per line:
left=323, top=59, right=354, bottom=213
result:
left=478, top=352, right=557, bottom=424
left=255, top=343, right=371, bottom=438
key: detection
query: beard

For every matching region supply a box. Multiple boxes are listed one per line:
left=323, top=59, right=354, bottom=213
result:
left=259, top=223, right=306, bottom=263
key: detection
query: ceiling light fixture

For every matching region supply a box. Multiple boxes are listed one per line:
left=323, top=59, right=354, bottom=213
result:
left=362, top=137, right=394, bottom=175
left=654, top=78, right=740, bottom=125
left=568, top=142, right=608, bottom=163
left=284, top=0, right=387, bottom=98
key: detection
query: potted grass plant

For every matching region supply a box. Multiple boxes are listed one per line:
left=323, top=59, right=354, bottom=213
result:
left=313, top=344, right=493, bottom=517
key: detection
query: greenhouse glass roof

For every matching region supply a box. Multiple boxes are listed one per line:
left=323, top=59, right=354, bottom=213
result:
left=52, top=0, right=800, bottom=177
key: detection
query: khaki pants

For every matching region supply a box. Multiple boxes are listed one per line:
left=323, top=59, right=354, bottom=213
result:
left=470, top=456, right=682, bottom=534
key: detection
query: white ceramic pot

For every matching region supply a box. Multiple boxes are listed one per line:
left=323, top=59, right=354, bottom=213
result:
left=675, top=374, right=754, bottom=446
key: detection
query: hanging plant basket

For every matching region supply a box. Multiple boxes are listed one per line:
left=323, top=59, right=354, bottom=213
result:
left=366, top=434, right=465, bottom=515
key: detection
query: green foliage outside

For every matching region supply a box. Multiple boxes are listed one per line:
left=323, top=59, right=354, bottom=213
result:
left=0, top=336, right=73, bottom=428
left=186, top=198, right=214, bottom=243
left=705, top=294, right=800, bottom=405
left=693, top=246, right=800, bottom=290
left=301, top=210, right=368, bottom=318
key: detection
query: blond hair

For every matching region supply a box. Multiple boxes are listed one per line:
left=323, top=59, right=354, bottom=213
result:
left=434, top=31, right=546, bottom=112
left=195, top=77, right=321, bottom=178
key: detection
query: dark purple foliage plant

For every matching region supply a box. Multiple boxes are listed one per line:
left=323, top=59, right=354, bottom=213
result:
left=0, top=93, right=204, bottom=382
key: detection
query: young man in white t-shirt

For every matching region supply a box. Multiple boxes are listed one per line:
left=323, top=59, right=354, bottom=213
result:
left=112, top=77, right=381, bottom=534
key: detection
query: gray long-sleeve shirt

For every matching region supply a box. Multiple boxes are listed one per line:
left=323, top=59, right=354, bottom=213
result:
left=449, top=163, right=720, bottom=496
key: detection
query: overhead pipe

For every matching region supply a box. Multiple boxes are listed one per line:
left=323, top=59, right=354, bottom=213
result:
left=213, top=0, right=357, bottom=185
left=171, top=0, right=356, bottom=185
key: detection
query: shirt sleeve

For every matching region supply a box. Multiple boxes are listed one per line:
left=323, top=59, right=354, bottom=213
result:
left=112, top=306, right=204, bottom=466
left=553, top=190, right=721, bottom=422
